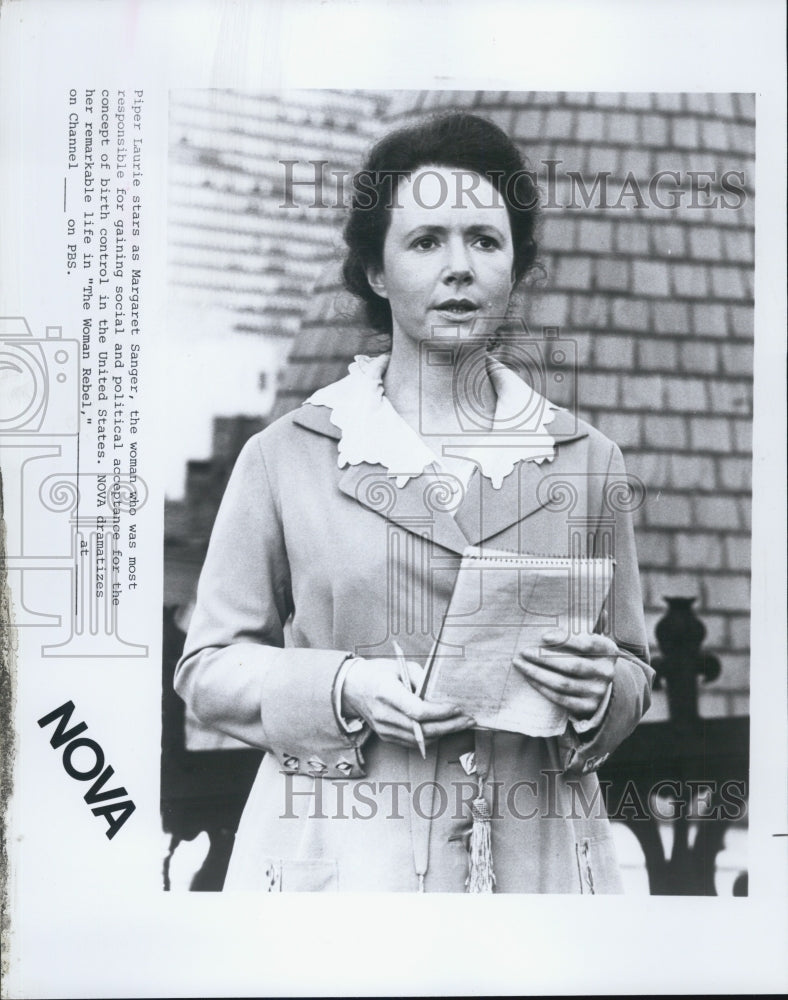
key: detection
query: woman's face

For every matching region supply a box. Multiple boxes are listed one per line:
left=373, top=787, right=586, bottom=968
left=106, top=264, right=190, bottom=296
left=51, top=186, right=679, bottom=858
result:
left=366, top=165, right=516, bottom=347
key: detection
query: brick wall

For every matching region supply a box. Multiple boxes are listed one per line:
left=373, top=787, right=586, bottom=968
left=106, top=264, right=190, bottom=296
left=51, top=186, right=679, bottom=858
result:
left=166, top=89, right=754, bottom=721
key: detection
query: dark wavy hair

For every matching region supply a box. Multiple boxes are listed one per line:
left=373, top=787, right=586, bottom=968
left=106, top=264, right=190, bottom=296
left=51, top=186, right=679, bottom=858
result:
left=342, top=111, right=541, bottom=334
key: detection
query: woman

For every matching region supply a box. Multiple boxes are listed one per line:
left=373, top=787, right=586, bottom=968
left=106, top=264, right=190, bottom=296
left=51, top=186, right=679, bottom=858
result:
left=175, top=111, right=653, bottom=893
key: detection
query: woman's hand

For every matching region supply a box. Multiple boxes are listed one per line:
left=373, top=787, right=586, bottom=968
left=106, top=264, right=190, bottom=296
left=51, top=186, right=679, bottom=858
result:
left=341, top=657, right=475, bottom=749
left=513, top=628, right=618, bottom=721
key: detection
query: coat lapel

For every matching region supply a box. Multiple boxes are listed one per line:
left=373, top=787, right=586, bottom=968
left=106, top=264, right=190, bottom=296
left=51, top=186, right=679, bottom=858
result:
left=336, top=461, right=472, bottom=556
left=292, top=403, right=341, bottom=441
left=292, top=402, right=589, bottom=555
left=455, top=408, right=589, bottom=545
left=294, top=403, right=470, bottom=555
left=455, top=457, right=546, bottom=546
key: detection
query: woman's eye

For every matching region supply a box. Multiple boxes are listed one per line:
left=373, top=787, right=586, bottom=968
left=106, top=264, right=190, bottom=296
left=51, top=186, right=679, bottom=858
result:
left=474, top=236, right=499, bottom=250
left=413, top=236, right=437, bottom=250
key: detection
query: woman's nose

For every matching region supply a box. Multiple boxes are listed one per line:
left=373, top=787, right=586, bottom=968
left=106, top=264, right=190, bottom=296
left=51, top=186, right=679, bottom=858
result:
left=443, top=240, right=473, bottom=283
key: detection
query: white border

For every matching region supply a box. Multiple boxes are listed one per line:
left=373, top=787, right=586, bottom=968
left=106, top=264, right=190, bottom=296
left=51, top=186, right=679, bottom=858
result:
left=2, top=1, right=786, bottom=996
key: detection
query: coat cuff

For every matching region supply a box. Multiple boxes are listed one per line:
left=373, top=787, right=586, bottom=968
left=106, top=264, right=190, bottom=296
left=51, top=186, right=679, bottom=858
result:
left=332, top=656, right=367, bottom=735
left=259, top=648, right=369, bottom=779
left=568, top=680, right=613, bottom=735
left=558, top=651, right=653, bottom=776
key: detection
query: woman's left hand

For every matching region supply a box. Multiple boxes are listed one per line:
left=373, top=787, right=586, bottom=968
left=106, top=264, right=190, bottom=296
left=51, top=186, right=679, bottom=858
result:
left=512, top=628, right=619, bottom=720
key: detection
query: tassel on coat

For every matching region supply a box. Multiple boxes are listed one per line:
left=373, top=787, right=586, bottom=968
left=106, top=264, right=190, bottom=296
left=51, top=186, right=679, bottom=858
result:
left=466, top=780, right=495, bottom=893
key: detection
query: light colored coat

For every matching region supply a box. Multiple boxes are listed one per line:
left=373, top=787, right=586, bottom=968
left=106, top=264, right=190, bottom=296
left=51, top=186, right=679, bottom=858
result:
left=175, top=388, right=653, bottom=893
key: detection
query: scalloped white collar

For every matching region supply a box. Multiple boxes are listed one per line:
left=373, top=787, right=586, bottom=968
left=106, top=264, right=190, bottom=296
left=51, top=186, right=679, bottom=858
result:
left=303, top=353, right=559, bottom=489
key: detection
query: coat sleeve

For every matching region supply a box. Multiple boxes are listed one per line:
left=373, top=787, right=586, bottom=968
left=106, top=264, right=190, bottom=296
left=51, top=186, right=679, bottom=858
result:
left=559, top=440, right=655, bottom=776
left=174, top=433, right=368, bottom=779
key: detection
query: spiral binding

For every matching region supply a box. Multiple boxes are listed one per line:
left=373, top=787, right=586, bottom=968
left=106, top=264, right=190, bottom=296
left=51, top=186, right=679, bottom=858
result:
left=461, top=545, right=615, bottom=567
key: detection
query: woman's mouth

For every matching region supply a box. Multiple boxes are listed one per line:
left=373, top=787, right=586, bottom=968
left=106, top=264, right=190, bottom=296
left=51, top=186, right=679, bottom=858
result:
left=434, top=299, right=479, bottom=320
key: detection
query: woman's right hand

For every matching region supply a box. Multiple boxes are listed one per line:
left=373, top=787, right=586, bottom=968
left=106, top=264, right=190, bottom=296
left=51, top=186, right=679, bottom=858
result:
left=341, top=657, right=475, bottom=749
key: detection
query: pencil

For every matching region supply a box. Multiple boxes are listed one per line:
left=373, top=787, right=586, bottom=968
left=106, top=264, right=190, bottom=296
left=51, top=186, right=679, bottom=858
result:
left=392, top=640, right=427, bottom=759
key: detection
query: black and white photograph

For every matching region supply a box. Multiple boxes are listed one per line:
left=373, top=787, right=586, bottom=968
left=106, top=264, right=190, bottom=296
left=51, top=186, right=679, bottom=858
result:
left=162, top=88, right=753, bottom=897
left=1, top=1, right=786, bottom=997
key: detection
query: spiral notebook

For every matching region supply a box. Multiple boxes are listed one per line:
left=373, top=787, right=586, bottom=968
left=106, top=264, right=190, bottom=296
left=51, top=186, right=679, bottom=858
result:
left=421, top=546, right=614, bottom=737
